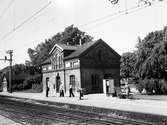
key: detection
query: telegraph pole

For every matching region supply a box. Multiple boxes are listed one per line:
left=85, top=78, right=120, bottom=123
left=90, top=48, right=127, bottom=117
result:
left=6, top=50, right=13, bottom=93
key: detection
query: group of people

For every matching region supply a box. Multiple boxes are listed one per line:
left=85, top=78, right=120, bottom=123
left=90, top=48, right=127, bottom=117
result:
left=59, top=83, right=75, bottom=97
left=46, top=82, right=83, bottom=99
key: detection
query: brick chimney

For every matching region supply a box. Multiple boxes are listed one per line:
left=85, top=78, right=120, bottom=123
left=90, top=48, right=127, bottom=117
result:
left=79, top=39, right=82, bottom=46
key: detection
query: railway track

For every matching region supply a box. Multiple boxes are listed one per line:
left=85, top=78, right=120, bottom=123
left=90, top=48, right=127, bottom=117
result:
left=0, top=96, right=153, bottom=125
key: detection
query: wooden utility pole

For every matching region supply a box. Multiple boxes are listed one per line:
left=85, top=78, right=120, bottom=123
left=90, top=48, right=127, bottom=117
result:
left=6, top=50, right=13, bottom=93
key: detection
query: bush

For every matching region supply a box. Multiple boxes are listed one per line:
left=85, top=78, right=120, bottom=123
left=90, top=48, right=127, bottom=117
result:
left=143, top=79, right=153, bottom=94
left=32, top=83, right=43, bottom=92
left=23, top=74, right=42, bottom=92
left=138, top=78, right=167, bottom=95
left=159, top=79, right=167, bottom=94
left=11, top=82, right=24, bottom=91
left=136, top=83, right=144, bottom=93
left=153, top=79, right=162, bottom=94
left=23, top=80, right=32, bottom=90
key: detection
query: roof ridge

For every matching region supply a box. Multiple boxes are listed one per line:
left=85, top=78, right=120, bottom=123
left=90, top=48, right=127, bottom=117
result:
left=64, top=40, right=99, bottom=60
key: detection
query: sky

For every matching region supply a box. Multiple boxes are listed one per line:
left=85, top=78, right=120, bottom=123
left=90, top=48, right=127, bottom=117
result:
left=0, top=0, right=167, bottom=69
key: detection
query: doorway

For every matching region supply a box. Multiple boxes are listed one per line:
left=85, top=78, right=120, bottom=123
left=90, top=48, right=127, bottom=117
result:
left=91, top=74, right=100, bottom=93
left=56, top=73, right=60, bottom=93
left=69, top=75, right=76, bottom=91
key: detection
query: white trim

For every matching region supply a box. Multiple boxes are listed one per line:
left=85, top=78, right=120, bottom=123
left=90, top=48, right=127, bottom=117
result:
left=49, top=44, right=63, bottom=54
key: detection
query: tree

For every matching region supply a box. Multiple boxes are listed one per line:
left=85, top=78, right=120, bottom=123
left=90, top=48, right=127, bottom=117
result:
left=28, top=25, right=93, bottom=66
left=134, top=26, right=167, bottom=94
left=135, top=26, right=167, bottom=79
left=120, top=52, right=136, bottom=79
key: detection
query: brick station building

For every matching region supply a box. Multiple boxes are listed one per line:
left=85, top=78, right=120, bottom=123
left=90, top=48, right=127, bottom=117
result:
left=42, top=39, right=120, bottom=96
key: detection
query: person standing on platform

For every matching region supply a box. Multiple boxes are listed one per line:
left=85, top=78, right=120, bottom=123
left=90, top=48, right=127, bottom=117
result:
left=78, top=88, right=84, bottom=100
left=69, top=83, right=74, bottom=97
left=125, top=80, right=130, bottom=98
left=46, top=86, right=49, bottom=97
left=59, top=82, right=64, bottom=97
left=106, top=81, right=110, bottom=96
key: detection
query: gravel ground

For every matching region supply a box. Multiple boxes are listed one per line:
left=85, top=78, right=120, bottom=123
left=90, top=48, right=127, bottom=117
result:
left=0, top=114, right=21, bottom=125
left=1, top=92, right=167, bottom=116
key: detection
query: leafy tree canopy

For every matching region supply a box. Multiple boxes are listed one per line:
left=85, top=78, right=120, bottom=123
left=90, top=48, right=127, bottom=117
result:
left=120, top=52, right=136, bottom=79
left=0, top=64, right=41, bottom=76
left=135, top=26, right=167, bottom=80
left=28, top=25, right=93, bottom=66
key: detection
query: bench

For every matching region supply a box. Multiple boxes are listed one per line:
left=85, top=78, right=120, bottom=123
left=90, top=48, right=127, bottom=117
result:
left=115, top=87, right=133, bottom=99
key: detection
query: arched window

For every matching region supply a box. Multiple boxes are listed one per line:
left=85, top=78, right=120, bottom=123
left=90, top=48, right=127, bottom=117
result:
left=70, top=75, right=75, bottom=89
left=58, top=56, right=61, bottom=68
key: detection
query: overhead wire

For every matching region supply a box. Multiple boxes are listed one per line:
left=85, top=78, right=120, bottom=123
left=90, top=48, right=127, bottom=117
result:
left=0, top=1, right=52, bottom=40
left=0, top=0, right=14, bottom=20
left=0, top=0, right=164, bottom=40
left=79, top=0, right=163, bottom=31
left=78, top=2, right=146, bottom=28
left=84, top=4, right=149, bottom=31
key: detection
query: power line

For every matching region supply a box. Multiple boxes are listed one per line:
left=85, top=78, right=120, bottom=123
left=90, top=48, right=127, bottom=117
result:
left=84, top=4, right=150, bottom=31
left=78, top=2, right=146, bottom=28
left=1, top=1, right=52, bottom=40
left=0, top=0, right=14, bottom=20
left=78, top=0, right=163, bottom=31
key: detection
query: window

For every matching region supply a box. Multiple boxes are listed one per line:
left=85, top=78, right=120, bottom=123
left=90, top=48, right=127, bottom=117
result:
left=65, top=60, right=79, bottom=69
left=70, top=75, right=75, bottom=89
left=70, top=62, right=73, bottom=68
left=73, top=61, right=79, bottom=67
left=48, top=65, right=52, bottom=70
left=43, top=67, right=46, bottom=71
left=60, top=55, right=62, bottom=68
left=43, top=66, right=49, bottom=71
left=58, top=56, right=61, bottom=68
left=65, top=62, right=70, bottom=68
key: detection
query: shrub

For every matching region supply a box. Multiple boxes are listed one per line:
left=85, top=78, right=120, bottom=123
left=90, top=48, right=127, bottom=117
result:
left=153, top=79, right=162, bottom=94
left=135, top=78, right=167, bottom=95
left=159, top=79, right=167, bottom=94
left=23, top=79, right=32, bottom=90
left=142, top=79, right=154, bottom=94
left=136, top=83, right=144, bottom=93
left=32, top=83, right=43, bottom=92
left=23, top=74, right=42, bottom=92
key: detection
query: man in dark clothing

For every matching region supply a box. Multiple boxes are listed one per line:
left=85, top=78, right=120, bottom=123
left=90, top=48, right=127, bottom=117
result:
left=78, top=88, right=84, bottom=100
left=46, top=86, right=49, bottom=97
left=106, top=81, right=109, bottom=96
